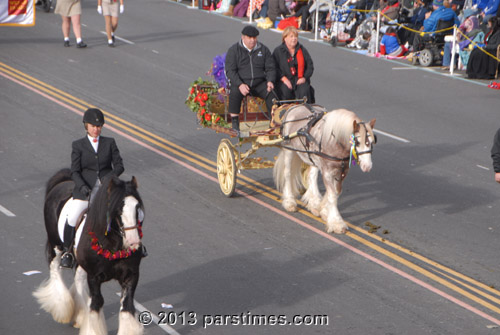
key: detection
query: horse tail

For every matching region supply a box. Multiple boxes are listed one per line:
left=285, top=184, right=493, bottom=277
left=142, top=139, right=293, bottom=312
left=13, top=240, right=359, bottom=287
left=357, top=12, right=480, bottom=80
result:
left=273, top=149, right=305, bottom=197
left=45, top=168, right=72, bottom=198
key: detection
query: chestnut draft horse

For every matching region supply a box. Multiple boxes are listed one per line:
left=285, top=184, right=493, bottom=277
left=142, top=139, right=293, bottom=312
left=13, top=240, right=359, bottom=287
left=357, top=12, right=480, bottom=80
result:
left=274, top=105, right=376, bottom=234
left=33, top=168, right=146, bottom=335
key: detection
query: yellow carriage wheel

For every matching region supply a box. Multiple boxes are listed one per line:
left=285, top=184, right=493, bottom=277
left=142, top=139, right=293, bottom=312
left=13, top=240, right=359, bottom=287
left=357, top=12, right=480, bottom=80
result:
left=217, top=138, right=237, bottom=197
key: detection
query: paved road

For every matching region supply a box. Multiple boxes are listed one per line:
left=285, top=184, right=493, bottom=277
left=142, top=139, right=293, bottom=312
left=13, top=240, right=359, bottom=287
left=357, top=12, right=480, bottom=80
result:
left=1, top=2, right=500, bottom=334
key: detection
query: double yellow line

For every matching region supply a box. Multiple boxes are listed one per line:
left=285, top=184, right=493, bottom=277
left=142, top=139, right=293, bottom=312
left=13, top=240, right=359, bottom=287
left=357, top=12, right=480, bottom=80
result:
left=2, top=61, right=500, bottom=321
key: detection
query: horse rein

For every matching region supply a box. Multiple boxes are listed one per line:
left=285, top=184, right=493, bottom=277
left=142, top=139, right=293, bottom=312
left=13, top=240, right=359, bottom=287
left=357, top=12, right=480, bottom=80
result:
left=281, top=109, right=375, bottom=165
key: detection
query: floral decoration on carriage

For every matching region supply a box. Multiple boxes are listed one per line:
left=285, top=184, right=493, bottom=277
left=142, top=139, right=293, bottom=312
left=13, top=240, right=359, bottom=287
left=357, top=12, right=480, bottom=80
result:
left=185, top=53, right=229, bottom=128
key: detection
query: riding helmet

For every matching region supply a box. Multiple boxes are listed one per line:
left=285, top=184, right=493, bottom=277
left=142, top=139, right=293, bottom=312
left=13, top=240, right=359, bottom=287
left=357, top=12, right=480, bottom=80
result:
left=83, top=108, right=105, bottom=126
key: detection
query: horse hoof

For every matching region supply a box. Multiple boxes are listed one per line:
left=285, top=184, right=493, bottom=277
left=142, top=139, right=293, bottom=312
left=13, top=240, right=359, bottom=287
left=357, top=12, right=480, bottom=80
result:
left=326, top=222, right=348, bottom=234
left=310, top=208, right=320, bottom=217
left=282, top=199, right=297, bottom=212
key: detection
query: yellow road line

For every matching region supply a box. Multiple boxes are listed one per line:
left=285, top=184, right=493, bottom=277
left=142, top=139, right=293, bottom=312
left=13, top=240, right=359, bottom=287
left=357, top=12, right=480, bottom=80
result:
left=2, top=63, right=499, bottom=316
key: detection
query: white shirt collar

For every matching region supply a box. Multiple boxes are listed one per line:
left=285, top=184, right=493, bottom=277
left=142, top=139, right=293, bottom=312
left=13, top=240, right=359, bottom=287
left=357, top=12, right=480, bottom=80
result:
left=87, top=135, right=99, bottom=152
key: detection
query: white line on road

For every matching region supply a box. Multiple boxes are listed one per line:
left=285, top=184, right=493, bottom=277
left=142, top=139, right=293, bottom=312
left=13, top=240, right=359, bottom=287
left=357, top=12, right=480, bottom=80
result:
left=392, top=67, right=418, bottom=70
left=0, top=204, right=16, bottom=217
left=115, top=293, right=180, bottom=334
left=99, top=31, right=135, bottom=45
left=477, top=165, right=490, bottom=170
left=373, top=129, right=410, bottom=143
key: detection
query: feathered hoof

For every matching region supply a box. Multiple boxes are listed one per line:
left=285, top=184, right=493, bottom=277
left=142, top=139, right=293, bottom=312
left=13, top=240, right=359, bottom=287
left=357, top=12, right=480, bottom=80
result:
left=282, top=199, right=297, bottom=212
left=326, top=221, right=348, bottom=234
left=309, top=206, right=321, bottom=217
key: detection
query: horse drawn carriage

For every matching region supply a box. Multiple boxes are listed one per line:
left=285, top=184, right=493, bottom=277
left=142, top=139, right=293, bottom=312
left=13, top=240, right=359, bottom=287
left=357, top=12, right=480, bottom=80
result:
left=186, top=75, right=377, bottom=234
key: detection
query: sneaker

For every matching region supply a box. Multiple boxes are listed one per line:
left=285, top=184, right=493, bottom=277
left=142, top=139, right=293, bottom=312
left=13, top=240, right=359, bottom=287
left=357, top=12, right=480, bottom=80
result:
left=112, top=35, right=115, bottom=43
left=76, top=41, right=87, bottom=48
left=64, top=40, right=70, bottom=47
left=60, top=252, right=74, bottom=268
left=108, top=42, right=115, bottom=47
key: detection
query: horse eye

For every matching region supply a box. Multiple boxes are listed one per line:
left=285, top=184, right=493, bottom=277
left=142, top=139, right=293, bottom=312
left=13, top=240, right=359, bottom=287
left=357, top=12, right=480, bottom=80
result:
left=137, top=208, right=144, bottom=222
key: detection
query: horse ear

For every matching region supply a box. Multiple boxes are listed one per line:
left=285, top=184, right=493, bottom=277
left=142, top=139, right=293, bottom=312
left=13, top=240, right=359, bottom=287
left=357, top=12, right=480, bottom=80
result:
left=353, top=120, right=360, bottom=132
left=131, top=176, right=138, bottom=189
left=369, top=118, right=376, bottom=130
left=107, top=176, right=119, bottom=196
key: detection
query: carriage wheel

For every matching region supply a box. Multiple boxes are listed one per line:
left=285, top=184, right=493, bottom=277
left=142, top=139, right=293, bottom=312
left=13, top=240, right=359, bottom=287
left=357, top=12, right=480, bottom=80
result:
left=419, top=49, right=433, bottom=67
left=217, top=139, right=237, bottom=197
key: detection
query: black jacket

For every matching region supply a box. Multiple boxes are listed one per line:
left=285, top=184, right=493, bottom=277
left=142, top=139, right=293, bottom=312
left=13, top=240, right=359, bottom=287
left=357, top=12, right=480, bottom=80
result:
left=491, top=128, right=500, bottom=173
left=273, top=42, right=314, bottom=83
left=71, top=136, right=124, bottom=200
left=225, top=40, right=276, bottom=89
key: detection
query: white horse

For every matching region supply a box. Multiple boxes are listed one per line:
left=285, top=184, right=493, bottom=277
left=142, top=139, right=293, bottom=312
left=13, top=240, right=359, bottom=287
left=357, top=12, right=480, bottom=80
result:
left=273, top=105, right=376, bottom=234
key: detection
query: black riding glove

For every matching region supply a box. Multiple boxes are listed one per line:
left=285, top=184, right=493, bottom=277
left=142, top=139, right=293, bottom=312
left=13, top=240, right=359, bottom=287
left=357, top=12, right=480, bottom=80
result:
left=80, top=185, right=91, bottom=198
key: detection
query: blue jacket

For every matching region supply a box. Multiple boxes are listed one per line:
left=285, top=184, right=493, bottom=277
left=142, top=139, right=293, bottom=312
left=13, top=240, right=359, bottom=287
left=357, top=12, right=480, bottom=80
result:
left=423, top=6, right=460, bottom=32
left=381, top=34, right=401, bottom=54
left=473, top=0, right=490, bottom=10
left=483, top=0, right=500, bottom=16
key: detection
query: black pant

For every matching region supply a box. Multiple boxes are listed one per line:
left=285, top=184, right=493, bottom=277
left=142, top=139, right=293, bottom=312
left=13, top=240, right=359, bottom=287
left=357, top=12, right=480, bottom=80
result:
left=276, top=80, right=312, bottom=103
left=228, top=81, right=275, bottom=117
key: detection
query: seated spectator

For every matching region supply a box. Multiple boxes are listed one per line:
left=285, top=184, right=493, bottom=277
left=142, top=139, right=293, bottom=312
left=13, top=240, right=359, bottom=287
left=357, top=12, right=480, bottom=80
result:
left=268, top=0, right=290, bottom=24
left=442, top=12, right=481, bottom=69
left=380, top=26, right=408, bottom=56
left=296, top=0, right=331, bottom=30
left=273, top=26, right=315, bottom=102
left=411, top=0, right=460, bottom=52
left=348, top=19, right=375, bottom=48
left=481, top=0, right=500, bottom=21
left=398, top=0, right=429, bottom=45
left=467, top=16, right=500, bottom=78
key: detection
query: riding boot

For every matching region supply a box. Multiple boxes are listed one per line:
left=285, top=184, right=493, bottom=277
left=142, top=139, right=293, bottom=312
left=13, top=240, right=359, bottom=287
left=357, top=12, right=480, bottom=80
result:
left=60, top=222, right=75, bottom=268
left=231, top=115, right=239, bottom=132
left=223, top=5, right=234, bottom=16
left=141, top=244, right=148, bottom=258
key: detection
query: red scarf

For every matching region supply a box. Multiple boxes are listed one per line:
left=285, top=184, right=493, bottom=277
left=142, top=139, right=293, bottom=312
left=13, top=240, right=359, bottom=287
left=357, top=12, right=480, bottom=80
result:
left=297, top=47, right=304, bottom=79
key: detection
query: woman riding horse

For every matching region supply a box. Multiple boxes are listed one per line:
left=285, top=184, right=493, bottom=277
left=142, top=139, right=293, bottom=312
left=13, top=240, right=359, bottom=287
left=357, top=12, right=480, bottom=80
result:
left=61, top=108, right=125, bottom=268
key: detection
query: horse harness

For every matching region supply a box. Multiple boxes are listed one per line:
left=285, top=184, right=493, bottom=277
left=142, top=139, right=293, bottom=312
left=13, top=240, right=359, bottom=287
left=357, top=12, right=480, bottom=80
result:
left=280, top=104, right=375, bottom=180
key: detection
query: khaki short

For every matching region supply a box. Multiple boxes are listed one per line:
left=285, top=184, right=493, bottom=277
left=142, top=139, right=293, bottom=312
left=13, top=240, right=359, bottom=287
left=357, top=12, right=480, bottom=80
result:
left=102, top=1, right=119, bottom=17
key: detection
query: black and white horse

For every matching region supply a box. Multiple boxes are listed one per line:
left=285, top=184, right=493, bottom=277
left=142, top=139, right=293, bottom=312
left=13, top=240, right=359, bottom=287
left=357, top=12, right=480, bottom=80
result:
left=33, top=168, right=145, bottom=335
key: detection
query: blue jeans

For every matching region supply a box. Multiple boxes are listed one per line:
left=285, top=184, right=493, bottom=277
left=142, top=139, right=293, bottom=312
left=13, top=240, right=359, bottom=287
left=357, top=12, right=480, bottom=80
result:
left=442, top=42, right=452, bottom=67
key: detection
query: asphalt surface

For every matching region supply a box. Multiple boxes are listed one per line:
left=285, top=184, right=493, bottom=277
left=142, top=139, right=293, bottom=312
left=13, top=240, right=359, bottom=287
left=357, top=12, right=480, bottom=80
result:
left=1, top=1, right=500, bottom=334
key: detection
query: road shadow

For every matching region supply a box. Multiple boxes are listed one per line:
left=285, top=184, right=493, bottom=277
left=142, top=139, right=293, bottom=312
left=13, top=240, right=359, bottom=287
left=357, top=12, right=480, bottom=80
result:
left=132, top=248, right=348, bottom=333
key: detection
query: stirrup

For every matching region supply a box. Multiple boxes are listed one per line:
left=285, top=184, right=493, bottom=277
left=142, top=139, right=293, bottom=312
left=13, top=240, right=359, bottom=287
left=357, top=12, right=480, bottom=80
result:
left=60, top=251, right=74, bottom=268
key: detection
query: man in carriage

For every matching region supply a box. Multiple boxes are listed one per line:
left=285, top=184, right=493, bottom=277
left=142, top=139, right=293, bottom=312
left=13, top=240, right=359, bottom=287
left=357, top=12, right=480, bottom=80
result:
left=225, top=26, right=277, bottom=132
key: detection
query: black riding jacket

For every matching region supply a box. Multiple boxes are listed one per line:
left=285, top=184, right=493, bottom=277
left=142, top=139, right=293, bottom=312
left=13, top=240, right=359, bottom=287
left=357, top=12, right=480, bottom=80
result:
left=225, top=40, right=276, bottom=89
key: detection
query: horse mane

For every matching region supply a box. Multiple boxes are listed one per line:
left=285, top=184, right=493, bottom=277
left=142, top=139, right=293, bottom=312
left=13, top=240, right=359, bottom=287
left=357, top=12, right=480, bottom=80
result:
left=45, top=168, right=72, bottom=198
left=321, top=109, right=360, bottom=146
left=86, top=175, right=143, bottom=237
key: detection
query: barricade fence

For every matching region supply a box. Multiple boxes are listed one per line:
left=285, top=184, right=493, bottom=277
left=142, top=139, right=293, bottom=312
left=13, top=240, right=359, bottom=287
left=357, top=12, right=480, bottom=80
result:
left=188, top=0, right=499, bottom=74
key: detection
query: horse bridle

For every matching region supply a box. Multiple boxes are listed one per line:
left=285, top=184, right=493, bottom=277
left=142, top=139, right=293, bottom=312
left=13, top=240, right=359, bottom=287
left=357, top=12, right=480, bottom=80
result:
left=281, top=113, right=376, bottom=164
left=113, top=205, right=144, bottom=239
left=351, top=121, right=377, bottom=158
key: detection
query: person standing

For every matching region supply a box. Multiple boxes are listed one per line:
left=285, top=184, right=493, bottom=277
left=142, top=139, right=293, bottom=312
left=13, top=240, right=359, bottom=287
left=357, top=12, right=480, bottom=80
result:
left=273, top=26, right=314, bottom=102
left=491, top=128, right=500, bottom=183
left=54, top=0, right=87, bottom=48
left=60, top=108, right=124, bottom=268
left=225, top=26, right=277, bottom=131
left=98, top=0, right=124, bottom=47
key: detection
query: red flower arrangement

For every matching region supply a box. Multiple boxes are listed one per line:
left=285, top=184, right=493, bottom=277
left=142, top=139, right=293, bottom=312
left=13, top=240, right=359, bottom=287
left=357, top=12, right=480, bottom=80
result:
left=89, top=231, right=140, bottom=260
left=185, top=77, right=228, bottom=128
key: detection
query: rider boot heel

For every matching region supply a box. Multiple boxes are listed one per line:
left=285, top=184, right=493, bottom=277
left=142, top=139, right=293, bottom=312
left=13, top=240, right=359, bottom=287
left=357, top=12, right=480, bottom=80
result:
left=60, top=222, right=75, bottom=268
left=141, top=244, right=148, bottom=258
